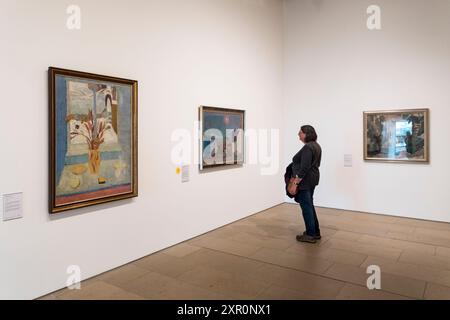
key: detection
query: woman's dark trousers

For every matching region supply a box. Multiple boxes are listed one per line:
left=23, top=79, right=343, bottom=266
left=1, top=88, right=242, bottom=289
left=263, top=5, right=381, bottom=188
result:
left=295, top=188, right=320, bottom=237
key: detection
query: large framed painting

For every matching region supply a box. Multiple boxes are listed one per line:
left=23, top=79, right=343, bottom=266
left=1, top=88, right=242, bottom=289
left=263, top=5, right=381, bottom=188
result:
left=199, top=106, right=245, bottom=170
left=49, top=67, right=138, bottom=213
left=363, top=108, right=429, bottom=163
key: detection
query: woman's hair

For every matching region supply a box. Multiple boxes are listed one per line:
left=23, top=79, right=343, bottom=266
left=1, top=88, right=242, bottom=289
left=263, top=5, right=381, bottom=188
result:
left=300, top=125, right=318, bottom=142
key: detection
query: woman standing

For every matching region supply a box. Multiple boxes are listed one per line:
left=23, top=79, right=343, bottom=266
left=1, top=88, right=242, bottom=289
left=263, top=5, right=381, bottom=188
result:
left=289, top=125, right=322, bottom=244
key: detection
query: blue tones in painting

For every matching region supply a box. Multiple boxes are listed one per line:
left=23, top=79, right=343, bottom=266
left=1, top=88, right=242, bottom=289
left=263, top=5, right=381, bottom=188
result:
left=55, top=75, right=133, bottom=193
left=202, top=111, right=242, bottom=151
left=55, top=75, right=68, bottom=184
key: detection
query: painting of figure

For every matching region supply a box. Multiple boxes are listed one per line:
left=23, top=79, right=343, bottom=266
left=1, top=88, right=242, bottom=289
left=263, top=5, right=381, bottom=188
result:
left=199, top=106, right=245, bottom=170
left=49, top=68, right=138, bottom=213
left=364, top=109, right=429, bottom=163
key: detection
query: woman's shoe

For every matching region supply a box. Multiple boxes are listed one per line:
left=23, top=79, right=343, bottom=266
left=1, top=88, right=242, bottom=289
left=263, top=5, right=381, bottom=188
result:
left=296, top=234, right=317, bottom=243
left=303, top=231, right=321, bottom=240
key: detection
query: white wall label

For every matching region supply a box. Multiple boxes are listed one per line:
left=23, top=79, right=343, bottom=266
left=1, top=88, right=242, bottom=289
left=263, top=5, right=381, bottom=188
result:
left=182, top=165, right=190, bottom=183
left=344, top=154, right=353, bottom=167
left=3, top=192, right=23, bottom=221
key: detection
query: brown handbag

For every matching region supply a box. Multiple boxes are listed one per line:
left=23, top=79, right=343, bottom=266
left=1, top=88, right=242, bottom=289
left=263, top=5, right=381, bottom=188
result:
left=287, top=177, right=299, bottom=196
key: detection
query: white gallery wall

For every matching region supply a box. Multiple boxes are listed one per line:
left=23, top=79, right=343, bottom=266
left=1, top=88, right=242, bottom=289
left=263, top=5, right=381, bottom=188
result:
left=283, top=0, right=450, bottom=222
left=0, top=0, right=285, bottom=299
left=2, top=0, right=450, bottom=300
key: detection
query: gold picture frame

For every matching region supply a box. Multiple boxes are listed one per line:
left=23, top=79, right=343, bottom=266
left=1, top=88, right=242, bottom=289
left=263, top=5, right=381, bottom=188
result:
left=363, top=108, right=429, bottom=163
left=49, top=67, right=138, bottom=213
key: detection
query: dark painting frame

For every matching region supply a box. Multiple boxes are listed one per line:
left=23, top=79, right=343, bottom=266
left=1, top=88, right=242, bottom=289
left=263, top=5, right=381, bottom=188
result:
left=199, top=106, right=245, bottom=170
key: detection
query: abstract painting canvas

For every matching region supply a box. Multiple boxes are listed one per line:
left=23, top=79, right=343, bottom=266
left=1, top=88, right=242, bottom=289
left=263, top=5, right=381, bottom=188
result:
left=49, top=67, right=138, bottom=213
left=364, top=108, right=429, bottom=163
left=199, top=106, right=245, bottom=170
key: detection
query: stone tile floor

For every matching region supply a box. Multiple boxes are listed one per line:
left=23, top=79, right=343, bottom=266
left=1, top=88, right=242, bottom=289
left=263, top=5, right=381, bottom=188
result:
left=39, top=203, right=450, bottom=300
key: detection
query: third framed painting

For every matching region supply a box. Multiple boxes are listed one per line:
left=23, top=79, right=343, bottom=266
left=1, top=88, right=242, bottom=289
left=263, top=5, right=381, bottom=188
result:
left=363, top=108, right=429, bottom=163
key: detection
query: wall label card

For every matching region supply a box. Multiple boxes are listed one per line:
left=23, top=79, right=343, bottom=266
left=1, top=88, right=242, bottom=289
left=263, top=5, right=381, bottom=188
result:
left=181, top=165, right=190, bottom=183
left=344, top=154, right=353, bottom=167
left=3, top=192, right=23, bottom=221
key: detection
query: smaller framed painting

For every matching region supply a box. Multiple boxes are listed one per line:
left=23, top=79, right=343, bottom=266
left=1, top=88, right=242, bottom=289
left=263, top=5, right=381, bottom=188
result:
left=199, top=106, right=245, bottom=170
left=363, top=108, right=429, bottom=163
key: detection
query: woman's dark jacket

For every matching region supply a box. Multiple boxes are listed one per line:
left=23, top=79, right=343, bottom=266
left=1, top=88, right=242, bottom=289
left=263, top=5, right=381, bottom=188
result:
left=290, top=141, right=322, bottom=191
